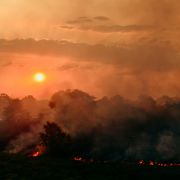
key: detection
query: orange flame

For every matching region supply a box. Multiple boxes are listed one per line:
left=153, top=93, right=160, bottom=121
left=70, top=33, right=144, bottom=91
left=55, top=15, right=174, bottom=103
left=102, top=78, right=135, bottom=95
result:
left=32, top=151, right=41, bottom=157
left=73, top=156, right=83, bottom=161
left=31, top=145, right=46, bottom=158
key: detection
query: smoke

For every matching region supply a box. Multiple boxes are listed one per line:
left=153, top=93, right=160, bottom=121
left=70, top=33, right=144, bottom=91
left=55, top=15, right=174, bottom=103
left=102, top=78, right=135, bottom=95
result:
left=0, top=0, right=180, bottom=161
left=47, top=90, right=180, bottom=161
left=0, top=94, right=52, bottom=153
left=156, top=131, right=177, bottom=159
left=0, top=90, right=180, bottom=161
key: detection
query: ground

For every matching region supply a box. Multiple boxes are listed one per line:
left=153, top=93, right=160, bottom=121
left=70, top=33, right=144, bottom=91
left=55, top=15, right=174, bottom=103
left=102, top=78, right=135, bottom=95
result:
left=0, top=153, right=179, bottom=180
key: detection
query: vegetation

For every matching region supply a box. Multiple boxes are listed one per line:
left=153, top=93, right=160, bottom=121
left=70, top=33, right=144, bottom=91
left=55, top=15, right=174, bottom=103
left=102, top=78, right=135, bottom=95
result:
left=40, top=122, right=72, bottom=157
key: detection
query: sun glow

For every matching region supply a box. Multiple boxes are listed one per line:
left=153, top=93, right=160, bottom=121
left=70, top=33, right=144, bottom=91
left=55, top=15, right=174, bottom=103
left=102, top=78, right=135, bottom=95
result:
left=34, top=73, right=46, bottom=82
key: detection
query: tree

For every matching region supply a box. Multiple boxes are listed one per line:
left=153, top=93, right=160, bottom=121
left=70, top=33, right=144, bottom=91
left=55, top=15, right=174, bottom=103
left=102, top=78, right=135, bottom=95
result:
left=40, top=122, right=72, bottom=157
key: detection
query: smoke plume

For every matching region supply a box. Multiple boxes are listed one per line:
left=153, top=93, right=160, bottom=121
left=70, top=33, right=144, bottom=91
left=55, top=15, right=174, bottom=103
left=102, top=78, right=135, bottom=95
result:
left=0, top=90, right=180, bottom=161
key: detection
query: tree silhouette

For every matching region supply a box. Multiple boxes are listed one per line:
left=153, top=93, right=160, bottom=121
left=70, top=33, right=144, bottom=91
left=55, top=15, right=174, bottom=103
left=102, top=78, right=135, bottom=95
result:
left=40, top=122, right=72, bottom=157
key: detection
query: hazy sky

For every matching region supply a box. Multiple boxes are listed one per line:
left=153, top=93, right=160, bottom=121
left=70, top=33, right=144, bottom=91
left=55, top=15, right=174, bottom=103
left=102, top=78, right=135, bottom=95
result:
left=1, top=0, right=180, bottom=99
left=1, top=0, right=179, bottom=43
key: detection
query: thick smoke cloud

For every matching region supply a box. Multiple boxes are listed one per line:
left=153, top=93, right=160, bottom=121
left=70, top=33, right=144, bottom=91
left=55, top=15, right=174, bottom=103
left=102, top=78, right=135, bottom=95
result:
left=0, top=94, right=52, bottom=153
left=0, top=90, right=179, bottom=161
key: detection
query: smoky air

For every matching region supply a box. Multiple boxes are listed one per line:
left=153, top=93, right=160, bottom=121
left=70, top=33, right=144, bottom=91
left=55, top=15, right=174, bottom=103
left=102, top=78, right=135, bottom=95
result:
left=0, top=89, right=179, bottom=162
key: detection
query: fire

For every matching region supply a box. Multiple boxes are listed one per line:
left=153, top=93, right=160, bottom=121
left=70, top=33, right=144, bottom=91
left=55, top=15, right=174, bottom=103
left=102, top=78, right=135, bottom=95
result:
left=73, top=156, right=95, bottom=163
left=73, top=157, right=105, bottom=164
left=149, top=160, right=155, bottom=166
left=138, top=160, right=180, bottom=167
left=138, top=160, right=145, bottom=165
left=73, top=156, right=83, bottom=161
left=31, top=145, right=46, bottom=158
left=32, top=151, right=41, bottom=157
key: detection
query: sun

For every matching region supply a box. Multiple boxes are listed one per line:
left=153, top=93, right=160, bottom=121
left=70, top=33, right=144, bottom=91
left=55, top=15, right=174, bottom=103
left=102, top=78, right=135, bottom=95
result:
left=34, top=73, right=46, bottom=82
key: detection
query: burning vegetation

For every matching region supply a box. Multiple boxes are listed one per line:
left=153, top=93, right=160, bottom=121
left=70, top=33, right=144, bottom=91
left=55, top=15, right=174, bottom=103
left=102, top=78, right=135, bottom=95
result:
left=138, top=160, right=180, bottom=167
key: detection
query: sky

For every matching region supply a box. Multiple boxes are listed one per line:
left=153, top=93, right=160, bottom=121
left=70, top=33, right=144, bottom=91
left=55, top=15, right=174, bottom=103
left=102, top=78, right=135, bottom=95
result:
left=0, top=0, right=180, bottom=99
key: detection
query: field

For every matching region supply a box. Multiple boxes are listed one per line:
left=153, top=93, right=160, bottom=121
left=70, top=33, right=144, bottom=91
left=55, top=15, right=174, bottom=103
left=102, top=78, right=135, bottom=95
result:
left=0, top=153, right=179, bottom=180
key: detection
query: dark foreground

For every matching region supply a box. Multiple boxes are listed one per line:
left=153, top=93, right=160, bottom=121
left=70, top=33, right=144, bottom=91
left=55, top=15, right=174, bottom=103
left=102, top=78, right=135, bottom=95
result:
left=0, top=154, right=179, bottom=180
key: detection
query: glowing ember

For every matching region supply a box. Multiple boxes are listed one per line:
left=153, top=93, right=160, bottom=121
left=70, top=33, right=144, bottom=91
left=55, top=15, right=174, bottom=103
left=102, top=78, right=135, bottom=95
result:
left=149, top=160, right=155, bottom=166
left=74, top=156, right=83, bottom=161
left=138, top=160, right=145, bottom=165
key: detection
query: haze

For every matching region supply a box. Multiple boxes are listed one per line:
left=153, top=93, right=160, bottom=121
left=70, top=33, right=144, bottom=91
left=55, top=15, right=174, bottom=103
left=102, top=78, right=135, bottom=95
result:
left=1, top=0, right=180, bottom=99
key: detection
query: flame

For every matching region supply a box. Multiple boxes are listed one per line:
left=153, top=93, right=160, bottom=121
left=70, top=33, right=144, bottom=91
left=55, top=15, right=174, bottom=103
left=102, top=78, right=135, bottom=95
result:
left=31, top=145, right=46, bottom=158
left=32, top=151, right=41, bottom=157
left=138, top=160, right=145, bottom=165
left=73, top=157, right=105, bottom=164
left=73, top=156, right=83, bottom=161
left=149, top=160, right=155, bottom=166
left=138, top=160, right=180, bottom=167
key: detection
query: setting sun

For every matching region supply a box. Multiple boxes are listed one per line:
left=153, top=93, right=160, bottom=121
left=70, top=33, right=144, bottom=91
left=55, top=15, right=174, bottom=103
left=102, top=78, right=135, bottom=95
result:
left=34, top=73, right=46, bottom=82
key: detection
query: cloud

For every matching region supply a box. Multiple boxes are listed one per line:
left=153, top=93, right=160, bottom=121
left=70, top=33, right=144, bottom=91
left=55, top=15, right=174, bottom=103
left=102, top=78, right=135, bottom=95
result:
left=63, top=16, right=153, bottom=33
left=59, top=25, right=74, bottom=30
left=0, top=38, right=179, bottom=72
left=57, top=63, right=80, bottom=71
left=1, top=38, right=180, bottom=99
left=0, top=1, right=180, bottom=133
left=0, top=0, right=180, bottom=42
left=66, top=16, right=110, bottom=25
left=61, top=24, right=153, bottom=33
left=93, top=16, right=110, bottom=21
left=67, top=16, right=93, bottom=24
left=82, top=24, right=152, bottom=33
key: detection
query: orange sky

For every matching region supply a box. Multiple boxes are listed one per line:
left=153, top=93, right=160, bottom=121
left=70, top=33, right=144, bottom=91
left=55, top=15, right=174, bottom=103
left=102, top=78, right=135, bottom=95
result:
left=0, top=0, right=180, bottom=99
